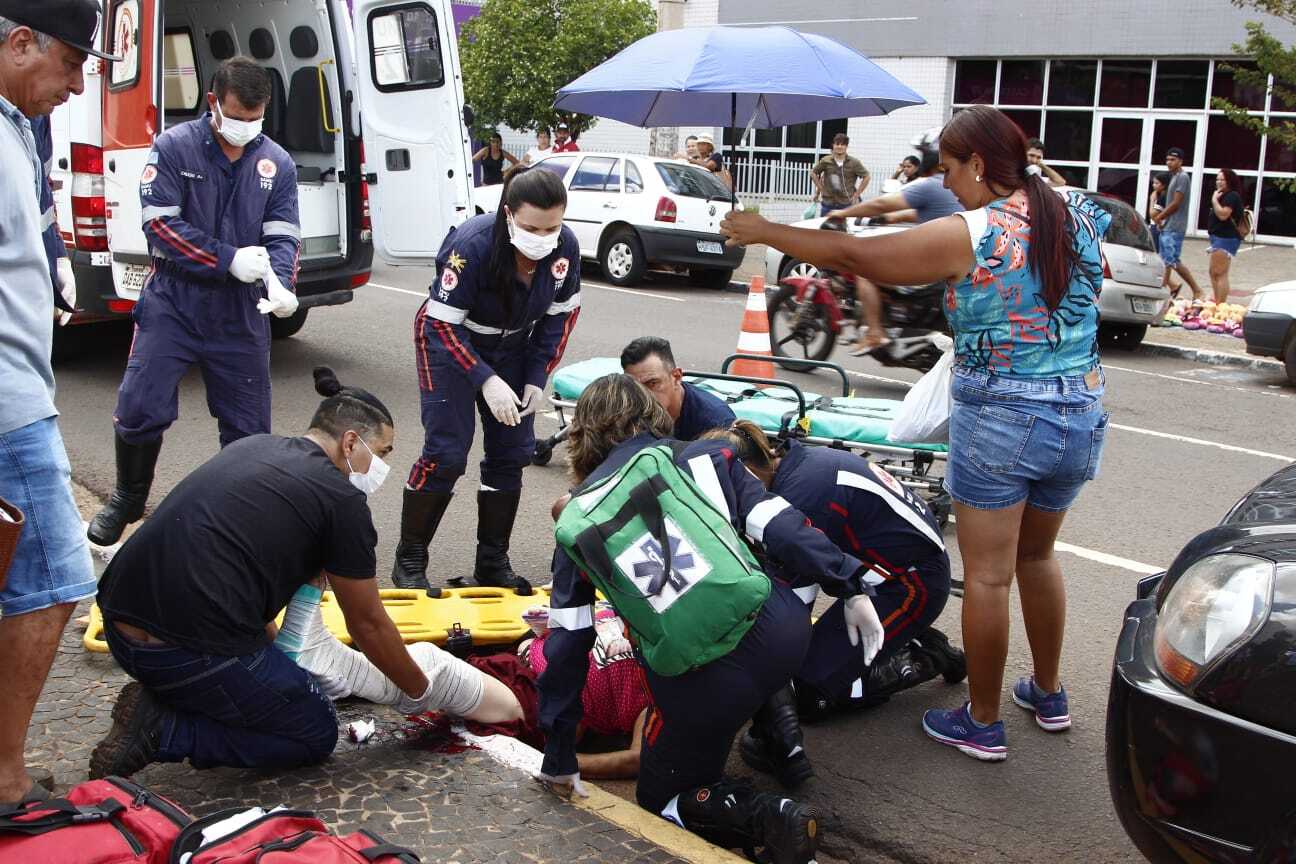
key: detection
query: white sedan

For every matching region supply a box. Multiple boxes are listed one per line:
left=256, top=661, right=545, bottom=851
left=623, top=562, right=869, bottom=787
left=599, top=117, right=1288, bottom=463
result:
left=475, top=152, right=744, bottom=289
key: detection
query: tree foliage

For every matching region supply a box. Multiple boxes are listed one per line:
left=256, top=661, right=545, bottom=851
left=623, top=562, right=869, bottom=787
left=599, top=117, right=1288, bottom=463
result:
left=1214, top=0, right=1296, bottom=189
left=458, top=0, right=656, bottom=138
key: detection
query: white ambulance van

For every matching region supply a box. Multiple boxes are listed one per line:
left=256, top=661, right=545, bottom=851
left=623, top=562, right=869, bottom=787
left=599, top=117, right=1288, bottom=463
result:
left=49, top=0, right=473, bottom=339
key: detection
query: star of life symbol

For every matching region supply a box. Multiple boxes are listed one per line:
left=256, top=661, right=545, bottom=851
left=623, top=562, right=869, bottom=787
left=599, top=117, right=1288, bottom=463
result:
left=447, top=251, right=467, bottom=272
left=614, top=518, right=711, bottom=613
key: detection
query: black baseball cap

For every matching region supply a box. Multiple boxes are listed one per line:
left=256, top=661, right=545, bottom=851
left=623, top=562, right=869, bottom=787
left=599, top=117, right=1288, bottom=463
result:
left=1166, top=147, right=1186, bottom=159
left=0, top=0, right=121, bottom=61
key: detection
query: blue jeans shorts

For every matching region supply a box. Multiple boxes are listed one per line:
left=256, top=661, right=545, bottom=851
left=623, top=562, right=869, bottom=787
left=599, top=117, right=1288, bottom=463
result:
left=0, top=417, right=96, bottom=615
left=1158, top=229, right=1185, bottom=267
left=1207, top=234, right=1242, bottom=257
left=945, top=368, right=1110, bottom=512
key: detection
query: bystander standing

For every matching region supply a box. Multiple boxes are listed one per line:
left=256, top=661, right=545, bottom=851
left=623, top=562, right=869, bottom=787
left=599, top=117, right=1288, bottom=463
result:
left=552, top=121, right=580, bottom=153
left=1025, top=138, right=1067, bottom=188
left=811, top=134, right=869, bottom=217
left=1152, top=147, right=1204, bottom=300
left=523, top=128, right=552, bottom=165
left=1206, top=168, right=1246, bottom=304
left=474, top=132, right=520, bottom=185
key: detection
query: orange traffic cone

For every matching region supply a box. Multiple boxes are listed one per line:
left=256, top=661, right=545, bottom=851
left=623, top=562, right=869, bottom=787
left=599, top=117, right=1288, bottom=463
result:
left=731, top=276, right=775, bottom=380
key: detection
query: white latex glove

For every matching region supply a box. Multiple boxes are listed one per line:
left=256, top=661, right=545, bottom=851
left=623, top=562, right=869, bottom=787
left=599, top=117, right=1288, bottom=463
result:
left=55, top=256, right=76, bottom=326
left=230, top=246, right=271, bottom=284
left=394, top=679, right=437, bottom=716
left=844, top=594, right=884, bottom=666
left=481, top=375, right=522, bottom=426
left=255, top=267, right=300, bottom=318
left=517, top=384, right=546, bottom=418
left=535, top=771, right=589, bottom=799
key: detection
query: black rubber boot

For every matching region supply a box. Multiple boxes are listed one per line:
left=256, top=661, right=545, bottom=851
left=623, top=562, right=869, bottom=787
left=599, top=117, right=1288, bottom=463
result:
left=87, top=434, right=161, bottom=547
left=472, top=489, right=532, bottom=595
left=864, top=641, right=942, bottom=707
left=391, top=489, right=453, bottom=595
left=739, top=685, right=813, bottom=788
left=675, top=780, right=819, bottom=864
left=913, top=626, right=968, bottom=684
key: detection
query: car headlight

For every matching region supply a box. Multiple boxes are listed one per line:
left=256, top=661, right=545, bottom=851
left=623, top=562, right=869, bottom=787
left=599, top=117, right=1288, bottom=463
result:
left=1155, top=553, right=1274, bottom=691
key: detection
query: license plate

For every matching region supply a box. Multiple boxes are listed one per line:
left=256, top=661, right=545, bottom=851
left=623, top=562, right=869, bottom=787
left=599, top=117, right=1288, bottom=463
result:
left=1131, top=297, right=1160, bottom=315
left=696, top=240, right=723, bottom=254
left=90, top=251, right=111, bottom=267
left=120, top=264, right=149, bottom=294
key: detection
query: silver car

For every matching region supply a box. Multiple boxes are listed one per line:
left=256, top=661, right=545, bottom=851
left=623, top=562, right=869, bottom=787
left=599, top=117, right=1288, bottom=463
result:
left=763, top=189, right=1170, bottom=349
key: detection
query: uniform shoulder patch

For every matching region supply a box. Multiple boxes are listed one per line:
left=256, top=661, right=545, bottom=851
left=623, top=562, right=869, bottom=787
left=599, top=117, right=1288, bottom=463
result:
left=139, top=164, right=158, bottom=185
left=257, top=158, right=278, bottom=179
left=551, top=257, right=570, bottom=280
left=440, top=268, right=459, bottom=291
left=447, top=251, right=467, bottom=272
left=868, top=462, right=905, bottom=496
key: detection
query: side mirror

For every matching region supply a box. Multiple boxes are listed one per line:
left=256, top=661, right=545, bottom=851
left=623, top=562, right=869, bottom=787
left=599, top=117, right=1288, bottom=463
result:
left=462, top=104, right=475, bottom=130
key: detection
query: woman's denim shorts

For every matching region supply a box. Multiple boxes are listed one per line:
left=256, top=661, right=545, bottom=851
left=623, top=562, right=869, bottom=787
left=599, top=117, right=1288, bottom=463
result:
left=945, top=367, right=1110, bottom=512
left=1207, top=234, right=1242, bottom=257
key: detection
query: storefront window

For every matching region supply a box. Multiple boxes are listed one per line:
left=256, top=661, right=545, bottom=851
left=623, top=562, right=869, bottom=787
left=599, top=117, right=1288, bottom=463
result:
left=1205, top=115, right=1261, bottom=171
left=1154, top=60, right=1208, bottom=110
left=1096, top=167, right=1139, bottom=207
left=1265, top=134, right=1296, bottom=173
left=1258, top=179, right=1296, bottom=237
left=1047, top=60, right=1097, bottom=107
left=1100, top=60, right=1151, bottom=108
left=1210, top=61, right=1265, bottom=111
left=1042, top=111, right=1092, bottom=161
left=1099, top=118, right=1142, bottom=164
left=954, top=60, right=996, bottom=104
left=1002, top=109, right=1041, bottom=139
left=999, top=60, right=1044, bottom=105
left=786, top=121, right=817, bottom=150
left=1152, top=119, right=1197, bottom=165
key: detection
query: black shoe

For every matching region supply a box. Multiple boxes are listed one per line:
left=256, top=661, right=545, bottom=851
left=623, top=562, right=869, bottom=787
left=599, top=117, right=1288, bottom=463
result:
left=87, top=435, right=161, bottom=547
left=391, top=489, right=453, bottom=594
left=88, top=683, right=164, bottom=779
left=472, top=489, right=532, bottom=595
left=739, top=685, right=813, bottom=788
left=676, top=780, right=819, bottom=864
left=914, top=626, right=967, bottom=684
left=864, top=643, right=940, bottom=706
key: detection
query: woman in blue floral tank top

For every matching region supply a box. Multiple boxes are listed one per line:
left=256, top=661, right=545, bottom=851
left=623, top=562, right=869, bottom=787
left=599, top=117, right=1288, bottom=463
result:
left=720, top=105, right=1111, bottom=763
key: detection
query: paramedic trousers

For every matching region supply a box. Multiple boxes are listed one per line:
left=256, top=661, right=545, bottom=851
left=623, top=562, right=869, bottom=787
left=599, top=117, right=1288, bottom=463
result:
left=796, top=551, right=950, bottom=707
left=408, top=324, right=535, bottom=494
left=105, top=621, right=338, bottom=770
left=113, top=270, right=272, bottom=448
left=636, top=581, right=810, bottom=815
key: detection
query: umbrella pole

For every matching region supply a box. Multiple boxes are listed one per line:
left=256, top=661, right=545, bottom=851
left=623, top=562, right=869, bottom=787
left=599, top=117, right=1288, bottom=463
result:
left=729, top=93, right=737, bottom=211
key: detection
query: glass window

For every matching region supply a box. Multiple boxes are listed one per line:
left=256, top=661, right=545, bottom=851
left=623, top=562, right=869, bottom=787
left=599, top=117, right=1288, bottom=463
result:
left=819, top=119, right=848, bottom=149
left=1274, top=75, right=1296, bottom=112
left=954, top=60, right=997, bottom=104
left=569, top=156, right=617, bottom=191
left=754, top=126, right=781, bottom=148
left=1265, top=133, right=1296, bottom=173
left=162, top=29, right=200, bottom=113
left=1152, top=119, right=1197, bottom=165
left=1153, top=60, right=1208, bottom=110
left=1095, top=167, right=1139, bottom=207
left=655, top=163, right=731, bottom=200
left=1087, top=194, right=1155, bottom=251
left=1100, top=60, right=1151, bottom=108
left=369, top=4, right=445, bottom=92
left=1099, top=118, right=1143, bottom=164
left=786, top=121, right=817, bottom=150
left=534, top=154, right=577, bottom=181
left=1205, top=115, right=1261, bottom=171
left=1042, top=111, right=1093, bottom=161
left=604, top=158, right=622, bottom=192
left=1003, top=109, right=1041, bottom=139
left=1258, top=179, right=1296, bottom=237
left=624, top=160, right=644, bottom=193
left=1053, top=165, right=1091, bottom=188
left=1211, top=61, right=1265, bottom=111
left=1196, top=172, right=1253, bottom=232
left=108, top=0, right=140, bottom=90
left=1000, top=60, right=1044, bottom=105
left=1047, top=60, right=1097, bottom=106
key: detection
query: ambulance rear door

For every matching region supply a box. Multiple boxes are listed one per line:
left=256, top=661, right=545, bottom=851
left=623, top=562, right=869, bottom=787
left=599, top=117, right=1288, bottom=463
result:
left=101, top=0, right=160, bottom=299
left=351, top=0, right=473, bottom=265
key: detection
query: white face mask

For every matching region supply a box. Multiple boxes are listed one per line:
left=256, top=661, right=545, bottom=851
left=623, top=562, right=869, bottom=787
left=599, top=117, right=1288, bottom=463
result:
left=212, top=99, right=264, bottom=148
left=346, top=435, right=390, bottom=496
left=506, top=209, right=561, bottom=261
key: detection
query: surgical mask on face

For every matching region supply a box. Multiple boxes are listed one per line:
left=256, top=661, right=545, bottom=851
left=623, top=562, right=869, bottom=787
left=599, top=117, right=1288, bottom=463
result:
left=212, top=99, right=263, bottom=148
left=346, top=435, right=390, bottom=496
left=506, top=209, right=561, bottom=261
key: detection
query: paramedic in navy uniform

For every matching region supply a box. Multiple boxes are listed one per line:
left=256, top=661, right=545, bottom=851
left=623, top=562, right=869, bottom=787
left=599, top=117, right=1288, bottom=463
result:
left=87, top=57, right=301, bottom=546
left=393, top=166, right=581, bottom=595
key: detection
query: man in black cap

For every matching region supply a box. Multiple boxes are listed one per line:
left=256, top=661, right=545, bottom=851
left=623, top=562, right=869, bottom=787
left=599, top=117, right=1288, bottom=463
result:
left=0, top=0, right=117, bottom=808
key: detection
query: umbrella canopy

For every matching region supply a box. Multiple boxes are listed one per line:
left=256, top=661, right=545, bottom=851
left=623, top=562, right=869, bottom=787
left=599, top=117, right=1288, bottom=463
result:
left=554, top=25, right=925, bottom=129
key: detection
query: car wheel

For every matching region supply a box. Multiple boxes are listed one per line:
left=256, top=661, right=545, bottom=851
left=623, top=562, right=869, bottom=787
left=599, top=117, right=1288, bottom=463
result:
left=778, top=258, right=820, bottom=282
left=600, top=229, right=646, bottom=287
left=768, top=283, right=836, bottom=373
left=1098, top=322, right=1147, bottom=350
left=1285, top=334, right=1296, bottom=386
left=688, top=267, right=734, bottom=290
left=269, top=307, right=309, bottom=340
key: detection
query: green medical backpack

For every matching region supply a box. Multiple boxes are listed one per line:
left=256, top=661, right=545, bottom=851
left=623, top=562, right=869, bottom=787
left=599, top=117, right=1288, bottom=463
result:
left=554, top=443, right=771, bottom=676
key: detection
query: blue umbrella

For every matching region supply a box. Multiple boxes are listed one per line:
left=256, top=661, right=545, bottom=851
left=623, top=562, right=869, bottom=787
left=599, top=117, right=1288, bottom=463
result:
left=554, top=26, right=925, bottom=206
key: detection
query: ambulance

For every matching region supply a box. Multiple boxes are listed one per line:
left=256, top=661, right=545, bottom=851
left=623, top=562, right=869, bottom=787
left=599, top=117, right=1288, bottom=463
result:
left=49, top=0, right=474, bottom=339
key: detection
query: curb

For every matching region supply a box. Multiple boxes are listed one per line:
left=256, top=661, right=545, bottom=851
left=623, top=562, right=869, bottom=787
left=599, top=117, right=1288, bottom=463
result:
left=1138, top=338, right=1286, bottom=372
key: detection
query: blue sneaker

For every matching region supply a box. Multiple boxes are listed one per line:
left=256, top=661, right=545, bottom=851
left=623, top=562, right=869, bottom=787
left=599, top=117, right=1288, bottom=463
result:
left=922, top=703, right=1007, bottom=762
left=1012, top=676, right=1071, bottom=732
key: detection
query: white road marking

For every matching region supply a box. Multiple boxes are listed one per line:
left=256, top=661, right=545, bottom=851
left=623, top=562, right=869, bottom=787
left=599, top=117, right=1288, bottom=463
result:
left=586, top=283, right=688, bottom=303
left=844, top=368, right=916, bottom=387
left=1111, top=422, right=1293, bottom=462
left=366, top=281, right=426, bottom=298
left=949, top=515, right=1163, bottom=575
left=1104, top=363, right=1291, bottom=399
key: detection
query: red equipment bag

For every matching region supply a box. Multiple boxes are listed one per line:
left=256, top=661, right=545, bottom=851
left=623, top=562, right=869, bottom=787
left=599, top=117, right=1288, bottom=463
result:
left=0, top=776, right=192, bottom=864
left=168, top=809, right=420, bottom=863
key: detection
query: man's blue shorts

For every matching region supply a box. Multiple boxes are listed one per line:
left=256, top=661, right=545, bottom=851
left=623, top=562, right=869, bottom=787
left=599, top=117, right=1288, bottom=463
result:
left=1158, top=229, right=1185, bottom=267
left=0, top=417, right=96, bottom=616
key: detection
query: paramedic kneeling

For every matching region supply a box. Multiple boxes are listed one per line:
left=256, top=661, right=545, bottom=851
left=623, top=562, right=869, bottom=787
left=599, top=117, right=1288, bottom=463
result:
left=89, top=370, right=442, bottom=778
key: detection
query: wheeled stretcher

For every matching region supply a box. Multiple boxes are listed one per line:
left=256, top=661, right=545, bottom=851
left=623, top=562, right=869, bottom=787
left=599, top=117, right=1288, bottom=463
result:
left=533, top=355, right=950, bottom=526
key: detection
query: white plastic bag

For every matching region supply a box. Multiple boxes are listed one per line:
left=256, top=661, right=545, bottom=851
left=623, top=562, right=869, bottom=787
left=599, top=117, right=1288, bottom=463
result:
left=888, top=349, right=954, bottom=445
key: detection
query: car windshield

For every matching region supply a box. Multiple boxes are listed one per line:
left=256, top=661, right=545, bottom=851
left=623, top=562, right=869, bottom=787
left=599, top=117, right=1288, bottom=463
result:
left=656, top=162, right=731, bottom=200
left=1086, top=194, right=1155, bottom=252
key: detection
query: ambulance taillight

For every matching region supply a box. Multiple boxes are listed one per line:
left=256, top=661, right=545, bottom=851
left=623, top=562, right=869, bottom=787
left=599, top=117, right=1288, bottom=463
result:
left=359, top=143, right=373, bottom=244
left=70, top=143, right=108, bottom=253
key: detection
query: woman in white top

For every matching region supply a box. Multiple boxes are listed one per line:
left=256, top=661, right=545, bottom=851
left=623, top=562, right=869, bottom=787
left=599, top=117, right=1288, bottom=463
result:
left=524, top=129, right=553, bottom=165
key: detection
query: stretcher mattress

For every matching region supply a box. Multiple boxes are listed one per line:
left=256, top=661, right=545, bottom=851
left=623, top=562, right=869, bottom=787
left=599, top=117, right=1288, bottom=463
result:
left=82, top=586, right=552, bottom=654
left=550, top=357, right=948, bottom=453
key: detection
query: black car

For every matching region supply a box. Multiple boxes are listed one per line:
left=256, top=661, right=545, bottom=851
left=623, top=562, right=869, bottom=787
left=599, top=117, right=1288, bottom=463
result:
left=1107, top=463, right=1296, bottom=862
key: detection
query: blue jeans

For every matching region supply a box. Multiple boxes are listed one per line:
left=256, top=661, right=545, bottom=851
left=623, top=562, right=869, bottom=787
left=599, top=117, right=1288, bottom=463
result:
left=0, top=417, right=95, bottom=616
left=105, top=621, right=338, bottom=770
left=945, top=367, right=1109, bottom=512
left=1158, top=229, right=1185, bottom=267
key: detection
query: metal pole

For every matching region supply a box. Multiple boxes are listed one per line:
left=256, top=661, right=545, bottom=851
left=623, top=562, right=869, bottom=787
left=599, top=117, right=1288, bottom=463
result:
left=730, top=92, right=737, bottom=210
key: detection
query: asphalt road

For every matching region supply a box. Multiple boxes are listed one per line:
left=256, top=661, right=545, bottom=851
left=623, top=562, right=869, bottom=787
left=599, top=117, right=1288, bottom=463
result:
left=51, top=261, right=1294, bottom=863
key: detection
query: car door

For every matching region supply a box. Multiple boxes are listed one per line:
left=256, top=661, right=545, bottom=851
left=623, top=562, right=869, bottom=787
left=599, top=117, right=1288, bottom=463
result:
left=351, top=0, right=473, bottom=265
left=564, top=155, right=619, bottom=256
left=102, top=0, right=160, bottom=299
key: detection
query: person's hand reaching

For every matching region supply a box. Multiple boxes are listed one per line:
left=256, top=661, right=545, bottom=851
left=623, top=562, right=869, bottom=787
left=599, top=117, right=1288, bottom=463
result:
left=719, top=210, right=771, bottom=248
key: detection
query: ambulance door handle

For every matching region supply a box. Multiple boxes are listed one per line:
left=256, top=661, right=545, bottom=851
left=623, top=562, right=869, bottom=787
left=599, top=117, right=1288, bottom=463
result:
left=385, top=149, right=410, bottom=172
left=108, top=159, right=117, bottom=173
left=58, top=158, right=68, bottom=170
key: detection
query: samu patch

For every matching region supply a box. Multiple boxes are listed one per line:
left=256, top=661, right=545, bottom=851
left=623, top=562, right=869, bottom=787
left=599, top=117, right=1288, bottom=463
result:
left=139, top=164, right=158, bottom=185
left=440, top=268, right=459, bottom=294
left=551, top=257, right=570, bottom=280
left=257, top=158, right=277, bottom=191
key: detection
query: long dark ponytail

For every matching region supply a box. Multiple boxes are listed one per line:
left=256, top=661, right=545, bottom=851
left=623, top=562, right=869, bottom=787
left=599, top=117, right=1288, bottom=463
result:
left=940, top=106, right=1079, bottom=310
left=487, top=165, right=568, bottom=322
